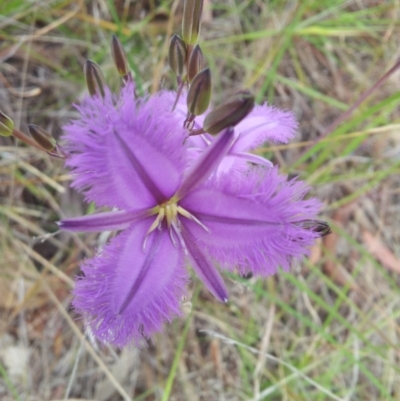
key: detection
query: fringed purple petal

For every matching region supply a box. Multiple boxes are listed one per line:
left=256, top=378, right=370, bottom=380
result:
left=181, top=103, right=296, bottom=171
left=231, top=104, right=298, bottom=152
left=59, top=208, right=151, bottom=232
left=180, top=167, right=322, bottom=276
left=63, top=84, right=187, bottom=209
left=73, top=219, right=188, bottom=346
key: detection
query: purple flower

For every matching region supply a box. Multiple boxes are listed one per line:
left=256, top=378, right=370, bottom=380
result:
left=60, top=83, right=325, bottom=346
left=170, top=91, right=297, bottom=172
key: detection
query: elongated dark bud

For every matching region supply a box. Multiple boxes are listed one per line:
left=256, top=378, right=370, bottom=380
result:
left=313, top=221, right=332, bottom=237
left=203, top=90, right=255, bottom=135
left=0, top=111, right=14, bottom=137
left=169, top=34, right=187, bottom=80
left=28, top=124, right=56, bottom=151
left=187, top=68, right=212, bottom=116
left=299, top=220, right=332, bottom=237
left=84, top=60, right=106, bottom=98
left=182, top=0, right=203, bottom=45
left=111, top=35, right=132, bottom=82
left=28, top=124, right=67, bottom=159
left=0, top=111, right=66, bottom=158
left=185, top=68, right=212, bottom=129
left=187, top=44, right=204, bottom=82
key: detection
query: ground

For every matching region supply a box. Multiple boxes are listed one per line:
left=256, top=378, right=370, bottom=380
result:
left=0, top=1, right=400, bottom=400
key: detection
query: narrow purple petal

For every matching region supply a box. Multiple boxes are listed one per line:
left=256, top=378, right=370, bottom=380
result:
left=73, top=219, right=188, bottom=346
left=176, top=127, right=235, bottom=199
left=113, top=131, right=166, bottom=204
left=180, top=167, right=322, bottom=275
left=63, top=84, right=187, bottom=209
left=59, top=208, right=151, bottom=232
left=180, top=223, right=228, bottom=302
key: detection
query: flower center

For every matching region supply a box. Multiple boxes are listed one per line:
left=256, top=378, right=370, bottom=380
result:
left=143, top=197, right=209, bottom=251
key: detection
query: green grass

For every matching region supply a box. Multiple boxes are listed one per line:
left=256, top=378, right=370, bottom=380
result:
left=1, top=0, right=400, bottom=400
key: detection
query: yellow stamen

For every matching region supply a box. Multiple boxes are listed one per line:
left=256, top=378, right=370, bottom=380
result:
left=143, top=197, right=209, bottom=250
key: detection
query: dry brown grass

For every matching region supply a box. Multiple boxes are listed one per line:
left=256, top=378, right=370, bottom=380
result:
left=1, top=1, right=400, bottom=400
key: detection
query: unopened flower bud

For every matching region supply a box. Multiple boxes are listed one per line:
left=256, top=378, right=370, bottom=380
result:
left=169, top=34, right=187, bottom=78
left=0, top=111, right=14, bottom=137
left=299, top=220, right=332, bottom=237
left=313, top=221, right=332, bottom=237
left=182, top=0, right=203, bottom=45
left=187, top=44, right=204, bottom=82
left=84, top=60, right=106, bottom=98
left=28, top=124, right=56, bottom=151
left=203, top=90, right=255, bottom=135
left=187, top=67, right=212, bottom=116
left=111, top=35, right=130, bottom=78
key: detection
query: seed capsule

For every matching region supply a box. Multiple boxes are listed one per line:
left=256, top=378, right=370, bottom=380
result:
left=182, top=0, right=203, bottom=45
left=0, top=111, right=14, bottom=137
left=84, top=60, right=106, bottom=98
left=203, top=90, right=255, bottom=135
left=168, top=34, right=187, bottom=78
left=187, top=44, right=204, bottom=82
left=187, top=67, right=212, bottom=116
left=28, top=124, right=57, bottom=151
left=111, top=35, right=130, bottom=78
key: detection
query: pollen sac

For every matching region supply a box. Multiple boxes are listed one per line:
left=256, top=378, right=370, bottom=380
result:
left=84, top=60, right=106, bottom=98
left=203, top=90, right=255, bottom=135
left=168, top=34, right=187, bottom=78
left=187, top=67, right=212, bottom=116
left=182, top=0, right=203, bottom=45
left=187, top=44, right=204, bottom=82
left=111, top=35, right=130, bottom=78
left=28, top=124, right=56, bottom=151
left=0, top=111, right=14, bottom=137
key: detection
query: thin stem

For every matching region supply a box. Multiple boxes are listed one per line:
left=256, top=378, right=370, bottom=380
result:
left=323, top=58, right=400, bottom=137
left=296, top=58, right=400, bottom=160
left=160, top=287, right=198, bottom=401
left=171, top=79, right=185, bottom=112
left=64, top=332, right=87, bottom=400
left=12, top=128, right=45, bottom=151
left=12, top=128, right=67, bottom=159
